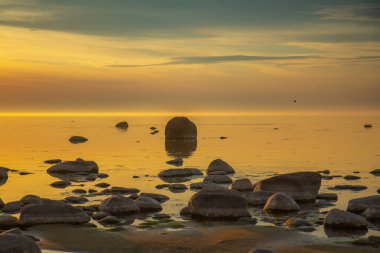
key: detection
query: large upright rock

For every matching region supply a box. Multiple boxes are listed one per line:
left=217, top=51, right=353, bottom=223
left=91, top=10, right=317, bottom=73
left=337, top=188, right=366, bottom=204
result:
left=165, top=117, right=197, bottom=139
left=19, top=199, right=90, bottom=226
left=98, top=196, right=139, bottom=215
left=254, top=172, right=321, bottom=202
left=184, top=189, right=250, bottom=219
left=324, top=209, right=368, bottom=229
left=206, top=159, right=235, bottom=175
left=0, top=232, right=41, bottom=253
left=347, top=195, right=380, bottom=213
left=47, top=158, right=98, bottom=174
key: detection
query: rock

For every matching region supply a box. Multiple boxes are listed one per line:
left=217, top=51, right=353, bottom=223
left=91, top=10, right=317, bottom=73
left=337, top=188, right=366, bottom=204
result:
left=95, top=182, right=110, bottom=188
left=344, top=175, right=361, bottom=180
left=347, top=195, right=380, bottom=213
left=362, top=206, right=380, bottom=220
left=50, top=180, right=71, bottom=188
left=190, top=182, right=204, bottom=190
left=98, top=196, right=139, bottom=215
left=244, top=191, right=274, bottom=206
left=232, top=179, right=254, bottom=191
left=92, top=211, right=110, bottom=220
left=263, top=192, right=299, bottom=212
left=237, top=216, right=257, bottom=225
left=48, top=159, right=98, bottom=174
left=370, top=169, right=380, bottom=176
left=44, top=159, right=62, bottom=164
left=0, top=199, right=4, bottom=209
left=286, top=217, right=311, bottom=227
left=317, top=193, right=338, bottom=201
left=315, top=199, right=335, bottom=208
left=324, top=208, right=368, bottom=229
left=202, top=183, right=226, bottom=190
left=135, top=197, right=162, bottom=212
left=97, top=173, right=109, bottom=179
left=328, top=185, right=367, bottom=191
left=169, top=183, right=187, bottom=192
left=88, top=189, right=97, bottom=194
left=0, top=233, right=41, bottom=253
left=3, top=201, right=22, bottom=214
left=19, top=171, right=32, bottom=176
left=115, top=122, right=129, bottom=129
left=318, top=170, right=330, bottom=175
left=139, top=193, right=169, bottom=203
left=0, top=167, right=8, bottom=180
left=69, top=136, right=88, bottom=144
left=254, top=172, right=321, bottom=202
left=248, top=249, right=277, bottom=253
left=72, top=189, right=87, bottom=194
left=64, top=196, right=88, bottom=204
left=185, top=189, right=250, bottom=219
left=155, top=184, right=170, bottom=189
left=111, top=187, right=140, bottom=194
left=20, top=195, right=42, bottom=206
left=158, top=168, right=203, bottom=178
left=166, top=158, right=183, bottom=166
left=206, top=159, right=235, bottom=175
left=165, top=117, right=197, bottom=139
left=19, top=199, right=90, bottom=226
left=208, top=171, right=226, bottom=175
left=98, top=216, right=120, bottom=226
left=204, top=175, right=232, bottom=184
left=0, top=215, right=19, bottom=229
left=153, top=213, right=171, bottom=220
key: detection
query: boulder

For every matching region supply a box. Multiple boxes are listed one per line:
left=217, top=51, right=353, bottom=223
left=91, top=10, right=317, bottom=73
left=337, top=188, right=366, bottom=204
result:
left=344, top=175, right=360, bottom=180
left=95, top=182, right=110, bottom=188
left=165, top=117, right=197, bottom=139
left=206, top=159, right=235, bottom=175
left=0, top=215, right=19, bottom=229
left=317, top=193, right=338, bottom=201
left=244, top=191, right=274, bottom=206
left=204, top=175, right=232, bottom=184
left=263, top=192, right=299, bottom=212
left=362, top=206, right=380, bottom=220
left=139, top=193, right=169, bottom=203
left=347, top=195, right=380, bottom=213
left=115, top=121, right=129, bottom=129
left=69, top=136, right=88, bottom=144
left=0, top=233, right=41, bottom=253
left=72, top=189, right=87, bottom=194
left=20, top=195, right=42, bottom=206
left=328, top=185, right=367, bottom=191
left=232, top=179, right=254, bottom=191
left=98, top=196, right=139, bottom=215
left=2, top=201, right=22, bottom=214
left=185, top=189, right=250, bottom=219
left=135, top=197, right=162, bottom=212
left=47, top=158, right=98, bottom=174
left=324, top=208, right=368, bottom=229
left=64, top=196, right=88, bottom=204
left=254, top=172, right=321, bottom=202
left=19, top=199, right=90, bottom=226
left=158, top=168, right=202, bottom=178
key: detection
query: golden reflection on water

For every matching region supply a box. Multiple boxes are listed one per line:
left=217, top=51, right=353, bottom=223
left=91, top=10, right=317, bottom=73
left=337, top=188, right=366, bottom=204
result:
left=0, top=115, right=379, bottom=236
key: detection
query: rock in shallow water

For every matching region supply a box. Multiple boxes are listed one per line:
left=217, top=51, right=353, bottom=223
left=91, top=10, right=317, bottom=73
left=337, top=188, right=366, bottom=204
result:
left=19, top=199, right=90, bottom=226
left=165, top=117, right=197, bottom=139
left=47, top=158, right=98, bottom=174
left=204, top=175, right=232, bottom=184
left=115, top=121, right=129, bottom=129
left=232, top=178, right=254, bottom=191
left=44, top=159, right=62, bottom=164
left=263, top=192, right=299, bottom=212
left=328, top=185, right=367, bottom=191
left=324, top=208, right=368, bottom=229
left=317, top=193, right=338, bottom=201
left=185, top=189, right=250, bottom=219
left=139, top=193, right=169, bottom=203
left=254, top=172, right=321, bottom=202
left=99, top=196, right=139, bottom=215
left=243, top=191, right=274, bottom=206
left=347, top=195, right=380, bottom=213
left=206, top=159, right=235, bottom=175
left=166, top=158, right=183, bottom=166
left=158, top=168, right=202, bottom=178
left=0, top=232, right=41, bottom=253
left=69, top=136, right=88, bottom=144
left=135, top=197, right=162, bottom=212
left=362, top=206, right=380, bottom=220
left=0, top=215, right=19, bottom=229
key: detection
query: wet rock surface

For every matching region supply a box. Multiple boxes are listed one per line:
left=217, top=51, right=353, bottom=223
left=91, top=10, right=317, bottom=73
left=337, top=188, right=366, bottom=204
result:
left=0, top=232, right=41, bottom=253
left=165, top=117, right=197, bottom=139
left=263, top=192, right=300, bottom=212
left=347, top=195, right=380, bottom=213
left=48, top=158, right=98, bottom=174
left=206, top=159, right=235, bottom=175
left=324, top=208, right=368, bottom=229
left=98, top=196, right=139, bottom=215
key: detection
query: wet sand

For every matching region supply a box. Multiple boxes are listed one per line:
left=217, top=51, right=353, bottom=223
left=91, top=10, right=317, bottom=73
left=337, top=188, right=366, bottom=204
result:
left=30, top=224, right=379, bottom=253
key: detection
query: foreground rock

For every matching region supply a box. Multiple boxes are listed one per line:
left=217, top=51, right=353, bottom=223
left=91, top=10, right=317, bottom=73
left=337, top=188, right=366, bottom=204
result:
left=47, top=158, right=98, bottom=174
left=206, top=159, right=235, bottom=175
left=347, top=195, right=380, bottom=213
left=135, top=197, right=162, bottom=212
left=254, top=172, right=321, bottom=202
left=19, top=199, right=90, bottom=226
left=324, top=208, right=368, bottom=229
left=0, top=232, right=41, bottom=253
left=0, top=215, right=19, bottom=229
left=362, top=206, right=380, bottom=220
left=184, top=189, right=250, bottom=219
left=115, top=121, right=129, bottom=129
left=244, top=191, right=274, bottom=206
left=263, top=192, right=299, bottom=212
left=165, top=117, right=197, bottom=139
left=69, top=136, right=88, bottom=144
left=232, top=179, right=254, bottom=191
left=98, top=196, right=139, bottom=215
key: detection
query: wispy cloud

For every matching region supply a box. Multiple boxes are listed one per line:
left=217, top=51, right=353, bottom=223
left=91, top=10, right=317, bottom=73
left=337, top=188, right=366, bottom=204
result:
left=315, top=3, right=380, bottom=22
left=107, top=55, right=317, bottom=68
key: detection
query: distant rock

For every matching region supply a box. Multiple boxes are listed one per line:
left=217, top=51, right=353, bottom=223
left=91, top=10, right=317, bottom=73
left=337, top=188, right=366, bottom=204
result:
left=20, top=195, right=42, bottom=206
left=97, top=173, right=109, bottom=179
left=324, top=208, right=368, bottom=229
left=44, top=159, right=62, bottom=164
left=50, top=180, right=71, bottom=188
left=0, top=233, right=41, bottom=253
left=206, top=159, right=235, bottom=175
left=244, top=191, right=274, bottom=206
left=263, top=192, right=299, bottom=212
left=69, top=136, right=88, bottom=144
left=166, top=158, right=183, bottom=166
left=184, top=189, right=250, bottom=219
left=158, top=168, right=202, bottom=178
left=343, top=175, right=361, bottom=180
left=254, top=172, right=321, bottom=202
left=204, top=175, right=232, bottom=184
left=232, top=179, right=254, bottom=191
left=328, top=185, right=367, bottom=191
left=347, top=195, right=380, bottom=213
left=370, top=169, right=380, bottom=176
left=47, top=158, right=98, bottom=174
left=115, top=121, right=129, bottom=129
left=111, top=187, right=140, bottom=195
left=139, top=193, right=169, bottom=203
left=165, top=117, right=197, bottom=139
left=135, top=197, right=162, bottom=212
left=19, top=199, right=90, bottom=226
left=98, top=196, right=139, bottom=215
left=362, top=206, right=380, bottom=220
left=169, top=183, right=188, bottom=192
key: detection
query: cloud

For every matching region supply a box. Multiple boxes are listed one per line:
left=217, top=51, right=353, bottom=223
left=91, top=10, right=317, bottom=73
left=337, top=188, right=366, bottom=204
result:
left=315, top=3, right=380, bottom=22
left=107, top=55, right=317, bottom=68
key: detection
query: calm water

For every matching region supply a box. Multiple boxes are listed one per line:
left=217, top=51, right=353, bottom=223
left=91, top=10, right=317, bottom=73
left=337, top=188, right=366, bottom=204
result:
left=0, top=115, right=379, bottom=238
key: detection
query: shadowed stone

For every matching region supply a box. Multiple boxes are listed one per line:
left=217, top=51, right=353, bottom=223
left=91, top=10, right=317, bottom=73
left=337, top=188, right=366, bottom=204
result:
left=47, top=158, right=98, bottom=174
left=115, top=122, right=129, bottom=129
left=347, top=195, right=380, bottom=213
left=0, top=233, right=41, bottom=253
left=324, top=208, right=368, bottom=229
left=232, top=179, right=254, bottom=191
left=69, top=136, right=88, bottom=144
left=135, top=197, right=162, bottom=212
left=263, top=192, right=299, bottom=212
left=98, top=196, right=139, bottom=215
left=206, top=159, right=235, bottom=175
left=165, top=117, right=197, bottom=139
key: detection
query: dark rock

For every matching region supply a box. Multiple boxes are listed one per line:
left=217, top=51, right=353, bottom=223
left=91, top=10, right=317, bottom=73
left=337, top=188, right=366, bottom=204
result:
left=263, top=192, right=299, bottom=212
left=111, top=187, right=140, bottom=194
left=115, top=122, right=129, bottom=129
left=324, top=208, right=368, bottom=229
left=47, top=158, right=98, bottom=174
left=95, top=182, right=110, bottom=188
left=158, top=168, right=203, bottom=178
left=98, top=196, right=139, bottom=215
left=317, top=193, right=338, bottom=201
left=0, top=233, right=41, bottom=253
left=44, top=159, right=62, bottom=164
left=248, top=249, right=277, bottom=253
left=362, top=206, right=380, bottom=220
left=97, top=173, right=109, bottom=179
left=318, top=170, right=330, bottom=175
left=328, top=185, right=367, bottom=191
left=231, top=179, right=254, bottom=191
left=20, top=195, right=42, bottom=206
left=155, top=184, right=170, bottom=189
left=64, top=196, right=88, bottom=204
left=139, top=193, right=169, bottom=203
left=166, top=158, right=183, bottom=166
left=50, top=180, right=71, bottom=188
left=344, top=175, right=361, bottom=180
left=206, top=159, right=235, bottom=175
left=254, top=172, right=321, bottom=202
left=204, top=175, right=232, bottom=184
left=72, top=189, right=87, bottom=194
left=165, top=117, right=197, bottom=139
left=0, top=215, right=19, bottom=229
left=69, top=136, right=88, bottom=144
left=135, top=197, right=162, bottom=212
left=244, top=191, right=274, bottom=206
left=347, top=195, right=380, bottom=213
left=3, top=201, right=22, bottom=214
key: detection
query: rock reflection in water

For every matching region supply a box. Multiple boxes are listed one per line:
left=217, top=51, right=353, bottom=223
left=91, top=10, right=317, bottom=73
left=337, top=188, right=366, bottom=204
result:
left=165, top=139, right=197, bottom=158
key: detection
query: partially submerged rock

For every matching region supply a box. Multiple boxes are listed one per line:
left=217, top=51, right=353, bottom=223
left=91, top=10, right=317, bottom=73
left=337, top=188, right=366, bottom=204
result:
left=50, top=180, right=71, bottom=188
left=362, top=206, right=380, bottom=220
left=111, top=187, right=140, bottom=195
left=165, top=117, right=197, bottom=139
left=44, top=159, right=62, bottom=164
left=185, top=189, right=250, bottom=219
left=263, top=192, right=299, bottom=212
left=158, top=168, right=202, bottom=178
left=98, top=196, right=139, bottom=215
left=19, top=199, right=90, bottom=226
left=135, top=197, right=162, bottom=212
left=0, top=215, right=19, bottom=229
left=324, top=208, right=368, bottom=229
left=347, top=195, right=380, bottom=213
left=254, top=172, right=321, bottom=202
left=317, top=193, right=338, bottom=201
left=20, top=195, right=42, bottom=206
left=69, top=136, right=88, bottom=144
left=328, top=185, right=367, bottom=191
left=204, top=175, right=232, bottom=184
left=0, top=232, right=41, bottom=253
left=115, top=121, right=129, bottom=129
left=47, top=158, right=98, bottom=174
left=166, top=158, right=183, bottom=166
left=231, top=179, right=254, bottom=191
left=244, top=191, right=274, bottom=206
left=139, top=193, right=169, bottom=203
left=206, top=159, right=235, bottom=175
left=370, top=169, right=380, bottom=176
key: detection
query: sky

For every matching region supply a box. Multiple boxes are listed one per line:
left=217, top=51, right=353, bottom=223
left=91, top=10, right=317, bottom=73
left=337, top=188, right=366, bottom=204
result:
left=0, top=0, right=379, bottom=114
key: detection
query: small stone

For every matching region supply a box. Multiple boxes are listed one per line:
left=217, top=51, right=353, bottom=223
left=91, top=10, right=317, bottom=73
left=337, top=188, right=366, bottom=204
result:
left=95, top=182, right=110, bottom=188
left=231, top=179, right=254, bottom=191
left=72, top=189, right=87, bottom=194
left=44, top=159, right=62, bottom=164
left=166, top=158, right=183, bottom=166
left=69, top=136, right=88, bottom=144
left=328, top=185, right=367, bottom=191
left=97, top=173, right=109, bottom=179
left=206, top=159, right=235, bottom=175
left=317, top=193, right=338, bottom=201
left=98, top=216, right=120, bottom=226
left=344, top=175, right=361, bottom=180
left=115, top=122, right=129, bottom=129
left=50, top=180, right=71, bottom=188
left=20, top=195, right=42, bottom=206
left=111, top=187, right=140, bottom=194
left=98, top=196, right=139, bottom=215
left=64, top=196, right=89, bottom=204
